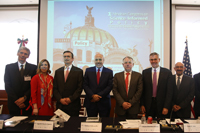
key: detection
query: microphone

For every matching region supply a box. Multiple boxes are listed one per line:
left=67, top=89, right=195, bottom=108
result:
left=105, top=107, right=122, bottom=131
left=161, top=108, right=179, bottom=130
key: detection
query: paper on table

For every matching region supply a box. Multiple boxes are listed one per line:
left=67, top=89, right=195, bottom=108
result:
left=119, top=120, right=141, bottom=129
left=126, top=119, right=141, bottom=123
left=5, top=116, right=28, bottom=122
left=166, top=119, right=182, bottom=124
left=185, top=120, right=199, bottom=124
left=54, top=109, right=70, bottom=121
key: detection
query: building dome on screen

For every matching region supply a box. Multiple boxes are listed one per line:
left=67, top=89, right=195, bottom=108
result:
left=53, top=6, right=143, bottom=74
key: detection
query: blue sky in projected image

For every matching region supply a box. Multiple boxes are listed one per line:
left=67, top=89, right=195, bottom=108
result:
left=53, top=1, right=154, bottom=69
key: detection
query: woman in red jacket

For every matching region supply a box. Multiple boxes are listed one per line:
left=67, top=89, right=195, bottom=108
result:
left=31, top=59, right=54, bottom=116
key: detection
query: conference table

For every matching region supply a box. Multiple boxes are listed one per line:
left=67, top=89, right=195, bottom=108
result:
left=0, top=114, right=184, bottom=133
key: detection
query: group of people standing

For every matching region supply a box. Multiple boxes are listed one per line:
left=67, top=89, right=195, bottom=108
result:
left=4, top=46, right=200, bottom=119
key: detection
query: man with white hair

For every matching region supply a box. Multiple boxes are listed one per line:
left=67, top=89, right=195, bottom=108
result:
left=113, top=56, right=143, bottom=118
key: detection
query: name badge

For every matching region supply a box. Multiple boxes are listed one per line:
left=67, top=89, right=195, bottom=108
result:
left=184, top=124, right=200, bottom=132
left=139, top=124, right=160, bottom=132
left=24, top=76, right=31, bottom=81
left=81, top=122, right=102, bottom=132
left=0, top=120, right=3, bottom=129
left=33, top=121, right=53, bottom=130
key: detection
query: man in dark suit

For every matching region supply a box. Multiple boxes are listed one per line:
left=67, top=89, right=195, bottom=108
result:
left=194, top=72, right=200, bottom=118
left=113, top=56, right=143, bottom=119
left=83, top=53, right=113, bottom=117
left=171, top=62, right=194, bottom=119
left=53, top=51, right=83, bottom=116
left=4, top=46, right=37, bottom=115
left=141, top=52, right=172, bottom=118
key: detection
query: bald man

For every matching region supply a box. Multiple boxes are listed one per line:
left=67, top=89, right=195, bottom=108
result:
left=171, top=62, right=195, bottom=119
left=83, top=53, right=113, bottom=117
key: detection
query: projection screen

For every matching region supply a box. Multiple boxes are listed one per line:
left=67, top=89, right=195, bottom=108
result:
left=39, top=0, right=171, bottom=76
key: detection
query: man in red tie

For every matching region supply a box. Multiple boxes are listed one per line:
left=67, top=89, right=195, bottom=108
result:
left=113, top=56, right=143, bottom=119
left=83, top=53, right=113, bottom=117
left=140, top=52, right=172, bottom=119
left=53, top=51, right=83, bottom=116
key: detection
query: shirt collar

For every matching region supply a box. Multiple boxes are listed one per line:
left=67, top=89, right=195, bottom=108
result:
left=124, top=70, right=132, bottom=75
left=152, top=66, right=160, bottom=72
left=96, top=66, right=103, bottom=72
left=65, top=64, right=72, bottom=70
left=176, top=74, right=183, bottom=79
left=18, top=61, right=26, bottom=68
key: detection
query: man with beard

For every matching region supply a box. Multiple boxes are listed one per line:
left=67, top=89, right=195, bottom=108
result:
left=53, top=51, right=83, bottom=116
left=83, top=53, right=113, bottom=117
left=171, top=62, right=194, bottom=119
left=113, top=56, right=143, bottom=118
left=141, top=52, right=172, bottom=118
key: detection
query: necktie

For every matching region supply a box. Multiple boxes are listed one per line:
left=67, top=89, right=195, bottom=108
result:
left=20, top=65, right=24, bottom=78
left=97, top=68, right=100, bottom=85
left=177, top=76, right=180, bottom=89
left=153, top=68, right=157, bottom=97
left=65, top=67, right=69, bottom=82
left=125, top=72, right=130, bottom=96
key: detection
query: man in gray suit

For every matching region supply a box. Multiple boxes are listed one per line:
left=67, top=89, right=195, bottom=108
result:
left=113, top=56, right=143, bottom=119
left=171, top=62, right=195, bottom=119
left=53, top=51, right=83, bottom=116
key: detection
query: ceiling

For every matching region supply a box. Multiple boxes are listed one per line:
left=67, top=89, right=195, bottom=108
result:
left=0, top=0, right=200, bottom=5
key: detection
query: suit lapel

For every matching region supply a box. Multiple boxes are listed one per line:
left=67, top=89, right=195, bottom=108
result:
left=128, top=71, right=135, bottom=96
left=24, top=62, right=30, bottom=76
left=157, top=67, right=163, bottom=90
left=178, top=75, right=184, bottom=91
left=120, top=72, right=126, bottom=92
left=98, top=66, right=105, bottom=85
left=14, top=62, right=22, bottom=83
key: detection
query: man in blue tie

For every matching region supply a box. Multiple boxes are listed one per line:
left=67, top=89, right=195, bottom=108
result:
left=83, top=53, right=113, bottom=117
left=141, top=52, right=173, bottom=118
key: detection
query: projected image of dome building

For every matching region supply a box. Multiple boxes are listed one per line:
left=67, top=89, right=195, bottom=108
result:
left=53, top=6, right=143, bottom=74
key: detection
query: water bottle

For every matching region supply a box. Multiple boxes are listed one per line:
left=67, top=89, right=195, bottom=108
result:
left=141, top=114, right=146, bottom=124
left=197, top=116, right=200, bottom=124
left=59, top=115, right=64, bottom=128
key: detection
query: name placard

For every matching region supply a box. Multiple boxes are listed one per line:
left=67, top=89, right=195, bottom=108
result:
left=33, top=121, right=53, bottom=130
left=81, top=122, right=102, bottom=132
left=184, top=124, right=200, bottom=132
left=0, top=120, right=3, bottom=129
left=139, top=124, right=160, bottom=132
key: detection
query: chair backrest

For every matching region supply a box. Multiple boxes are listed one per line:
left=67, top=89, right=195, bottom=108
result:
left=0, top=105, right=3, bottom=114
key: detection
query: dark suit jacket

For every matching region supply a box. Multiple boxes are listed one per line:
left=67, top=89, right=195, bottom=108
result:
left=53, top=65, right=83, bottom=112
left=4, top=62, right=37, bottom=115
left=112, top=71, right=143, bottom=115
left=171, top=75, right=195, bottom=118
left=194, top=73, right=200, bottom=118
left=141, top=67, right=172, bottom=117
left=83, top=66, right=113, bottom=109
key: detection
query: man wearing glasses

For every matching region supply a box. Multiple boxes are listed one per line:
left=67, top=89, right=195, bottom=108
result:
left=112, top=56, right=143, bottom=118
left=83, top=53, right=113, bottom=117
left=171, top=62, right=194, bottom=119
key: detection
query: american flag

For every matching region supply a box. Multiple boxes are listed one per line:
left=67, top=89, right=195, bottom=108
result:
left=182, top=38, right=195, bottom=118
